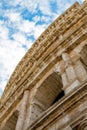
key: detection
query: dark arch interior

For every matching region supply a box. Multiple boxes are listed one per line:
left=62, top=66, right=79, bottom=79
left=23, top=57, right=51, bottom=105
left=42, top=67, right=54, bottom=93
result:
left=52, top=90, right=65, bottom=104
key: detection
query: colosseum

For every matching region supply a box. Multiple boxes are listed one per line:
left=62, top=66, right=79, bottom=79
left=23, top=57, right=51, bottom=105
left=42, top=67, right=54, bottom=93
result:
left=0, top=1, right=87, bottom=130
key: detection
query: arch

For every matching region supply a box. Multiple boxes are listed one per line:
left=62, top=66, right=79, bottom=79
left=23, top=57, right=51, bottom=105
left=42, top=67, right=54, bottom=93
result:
left=29, top=72, right=64, bottom=125
left=2, top=110, right=19, bottom=130
left=34, top=72, right=64, bottom=107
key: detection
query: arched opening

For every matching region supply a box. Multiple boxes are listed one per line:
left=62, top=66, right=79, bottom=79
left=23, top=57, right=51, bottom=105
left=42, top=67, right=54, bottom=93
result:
left=34, top=72, right=64, bottom=108
left=29, top=72, right=64, bottom=124
left=2, top=111, right=19, bottom=130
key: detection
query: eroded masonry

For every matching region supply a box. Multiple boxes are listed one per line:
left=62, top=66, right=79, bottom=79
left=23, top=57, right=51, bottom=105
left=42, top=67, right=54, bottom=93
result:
left=0, top=1, right=87, bottom=130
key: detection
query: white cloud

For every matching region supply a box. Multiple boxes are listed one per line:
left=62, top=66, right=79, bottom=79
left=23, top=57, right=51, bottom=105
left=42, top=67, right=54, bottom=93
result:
left=33, top=16, right=41, bottom=22
left=12, top=32, right=27, bottom=44
left=33, top=15, right=52, bottom=23
left=6, top=12, right=21, bottom=22
left=16, top=19, right=47, bottom=39
left=0, top=25, right=9, bottom=40
left=0, top=39, right=26, bottom=93
left=5, top=0, right=52, bottom=15
left=37, top=0, right=51, bottom=14
left=18, top=20, right=35, bottom=33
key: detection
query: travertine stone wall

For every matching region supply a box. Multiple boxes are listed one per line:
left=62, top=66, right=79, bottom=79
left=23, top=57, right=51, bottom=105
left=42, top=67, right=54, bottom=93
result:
left=0, top=1, right=87, bottom=130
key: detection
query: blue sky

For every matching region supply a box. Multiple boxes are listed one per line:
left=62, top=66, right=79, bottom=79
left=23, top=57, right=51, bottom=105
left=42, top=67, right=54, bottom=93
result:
left=0, top=0, right=83, bottom=96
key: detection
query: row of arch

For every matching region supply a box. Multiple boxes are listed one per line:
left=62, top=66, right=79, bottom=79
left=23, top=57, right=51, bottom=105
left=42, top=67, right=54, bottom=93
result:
left=2, top=44, right=87, bottom=130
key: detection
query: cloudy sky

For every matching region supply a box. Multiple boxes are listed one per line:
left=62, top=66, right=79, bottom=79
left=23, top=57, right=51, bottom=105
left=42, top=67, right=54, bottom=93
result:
left=0, top=0, right=83, bottom=96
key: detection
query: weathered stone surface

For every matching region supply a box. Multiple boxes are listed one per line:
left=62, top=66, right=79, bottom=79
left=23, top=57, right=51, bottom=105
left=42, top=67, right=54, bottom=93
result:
left=0, top=1, right=87, bottom=130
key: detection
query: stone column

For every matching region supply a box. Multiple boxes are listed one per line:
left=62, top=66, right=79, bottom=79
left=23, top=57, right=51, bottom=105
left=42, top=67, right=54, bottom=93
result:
left=58, top=61, right=69, bottom=90
left=74, top=59, right=87, bottom=82
left=62, top=53, right=80, bottom=94
left=62, top=53, right=76, bottom=82
left=23, top=87, right=37, bottom=130
left=15, top=90, right=29, bottom=130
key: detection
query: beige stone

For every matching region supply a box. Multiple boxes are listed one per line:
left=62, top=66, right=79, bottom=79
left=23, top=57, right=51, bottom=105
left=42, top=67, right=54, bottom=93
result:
left=0, top=1, right=87, bottom=130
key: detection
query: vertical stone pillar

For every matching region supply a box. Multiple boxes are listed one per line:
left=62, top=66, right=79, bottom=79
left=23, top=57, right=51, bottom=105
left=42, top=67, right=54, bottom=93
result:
left=58, top=61, right=69, bottom=90
left=62, top=53, right=80, bottom=94
left=15, top=90, right=29, bottom=130
left=74, top=59, right=87, bottom=82
left=23, top=87, right=37, bottom=130
left=62, top=53, right=76, bottom=82
left=71, top=51, right=87, bottom=82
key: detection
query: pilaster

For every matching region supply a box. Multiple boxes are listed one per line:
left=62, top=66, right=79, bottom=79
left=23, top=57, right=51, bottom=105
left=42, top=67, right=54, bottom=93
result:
left=60, top=52, right=80, bottom=94
left=15, top=90, right=29, bottom=130
left=73, top=57, right=87, bottom=82
left=58, top=61, right=69, bottom=89
left=23, top=87, right=38, bottom=130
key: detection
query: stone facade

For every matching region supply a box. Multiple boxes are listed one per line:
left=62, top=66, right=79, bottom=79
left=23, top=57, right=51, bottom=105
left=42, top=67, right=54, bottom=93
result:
left=0, top=1, right=87, bottom=130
